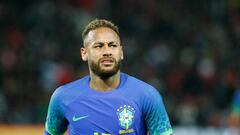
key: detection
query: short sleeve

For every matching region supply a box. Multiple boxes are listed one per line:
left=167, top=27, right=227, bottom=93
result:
left=142, top=87, right=173, bottom=135
left=45, top=87, right=68, bottom=135
left=232, top=90, right=240, bottom=115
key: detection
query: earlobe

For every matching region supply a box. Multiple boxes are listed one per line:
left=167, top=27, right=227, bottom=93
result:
left=80, top=47, right=87, bottom=61
left=121, top=46, right=124, bottom=60
left=121, top=54, right=124, bottom=60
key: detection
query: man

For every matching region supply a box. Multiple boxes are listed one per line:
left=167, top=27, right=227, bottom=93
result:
left=44, top=19, right=173, bottom=135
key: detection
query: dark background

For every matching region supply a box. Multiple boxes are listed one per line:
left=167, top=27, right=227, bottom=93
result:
left=0, top=0, right=239, bottom=128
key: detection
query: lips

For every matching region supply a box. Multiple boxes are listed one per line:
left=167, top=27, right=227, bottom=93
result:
left=100, top=58, right=115, bottom=65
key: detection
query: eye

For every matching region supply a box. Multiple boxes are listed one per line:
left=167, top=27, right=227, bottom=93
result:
left=94, top=43, right=103, bottom=48
left=109, top=44, right=118, bottom=47
left=95, top=46, right=101, bottom=48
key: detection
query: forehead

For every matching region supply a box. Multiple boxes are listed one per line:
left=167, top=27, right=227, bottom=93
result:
left=84, top=27, right=120, bottom=45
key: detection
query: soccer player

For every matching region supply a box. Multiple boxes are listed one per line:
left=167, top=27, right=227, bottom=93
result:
left=44, top=19, right=173, bottom=135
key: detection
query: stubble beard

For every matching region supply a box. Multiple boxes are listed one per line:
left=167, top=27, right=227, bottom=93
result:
left=90, top=58, right=121, bottom=79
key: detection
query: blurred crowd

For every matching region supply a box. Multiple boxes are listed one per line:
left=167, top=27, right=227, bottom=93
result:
left=0, top=0, right=239, bottom=128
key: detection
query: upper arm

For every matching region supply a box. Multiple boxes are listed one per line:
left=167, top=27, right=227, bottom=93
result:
left=142, top=87, right=173, bottom=135
left=45, top=87, right=68, bottom=135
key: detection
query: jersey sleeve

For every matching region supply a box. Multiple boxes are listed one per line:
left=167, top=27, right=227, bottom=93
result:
left=45, top=87, right=68, bottom=135
left=232, top=90, right=240, bottom=115
left=142, top=87, right=173, bottom=135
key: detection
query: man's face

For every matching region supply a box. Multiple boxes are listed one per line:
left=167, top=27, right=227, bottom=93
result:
left=81, top=27, right=123, bottom=78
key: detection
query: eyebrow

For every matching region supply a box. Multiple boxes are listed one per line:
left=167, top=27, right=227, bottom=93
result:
left=94, top=41, right=119, bottom=45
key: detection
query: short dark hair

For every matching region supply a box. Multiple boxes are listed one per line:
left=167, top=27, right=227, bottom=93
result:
left=82, top=19, right=119, bottom=41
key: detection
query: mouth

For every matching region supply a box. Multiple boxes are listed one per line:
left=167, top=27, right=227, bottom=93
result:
left=100, top=58, right=115, bottom=65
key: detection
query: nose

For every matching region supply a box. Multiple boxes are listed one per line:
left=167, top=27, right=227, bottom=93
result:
left=102, top=44, right=112, bottom=57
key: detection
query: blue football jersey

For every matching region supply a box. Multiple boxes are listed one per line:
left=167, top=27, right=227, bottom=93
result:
left=44, top=73, right=172, bottom=135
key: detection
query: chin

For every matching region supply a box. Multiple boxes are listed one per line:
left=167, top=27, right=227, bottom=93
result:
left=99, top=70, right=117, bottom=77
left=95, top=68, right=118, bottom=78
left=90, top=60, right=121, bottom=78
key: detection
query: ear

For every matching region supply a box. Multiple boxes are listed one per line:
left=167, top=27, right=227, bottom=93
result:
left=80, top=47, right=88, bottom=61
left=120, top=46, right=124, bottom=60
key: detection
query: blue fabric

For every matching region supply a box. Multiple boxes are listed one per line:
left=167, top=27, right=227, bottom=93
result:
left=45, top=72, right=172, bottom=135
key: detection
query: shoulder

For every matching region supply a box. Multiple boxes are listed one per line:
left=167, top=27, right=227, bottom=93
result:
left=122, top=73, right=160, bottom=97
left=122, top=73, right=163, bottom=111
left=123, top=73, right=157, bottom=91
left=50, top=75, right=90, bottom=106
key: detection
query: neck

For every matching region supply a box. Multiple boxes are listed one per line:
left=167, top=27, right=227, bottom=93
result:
left=89, top=71, right=121, bottom=91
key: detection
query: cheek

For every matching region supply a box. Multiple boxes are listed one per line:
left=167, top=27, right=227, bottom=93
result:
left=88, top=51, right=100, bottom=62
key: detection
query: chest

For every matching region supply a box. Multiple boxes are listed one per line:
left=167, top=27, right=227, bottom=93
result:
left=65, top=95, right=145, bottom=135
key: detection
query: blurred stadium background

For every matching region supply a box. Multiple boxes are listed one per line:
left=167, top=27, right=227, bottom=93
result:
left=0, top=0, right=240, bottom=134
